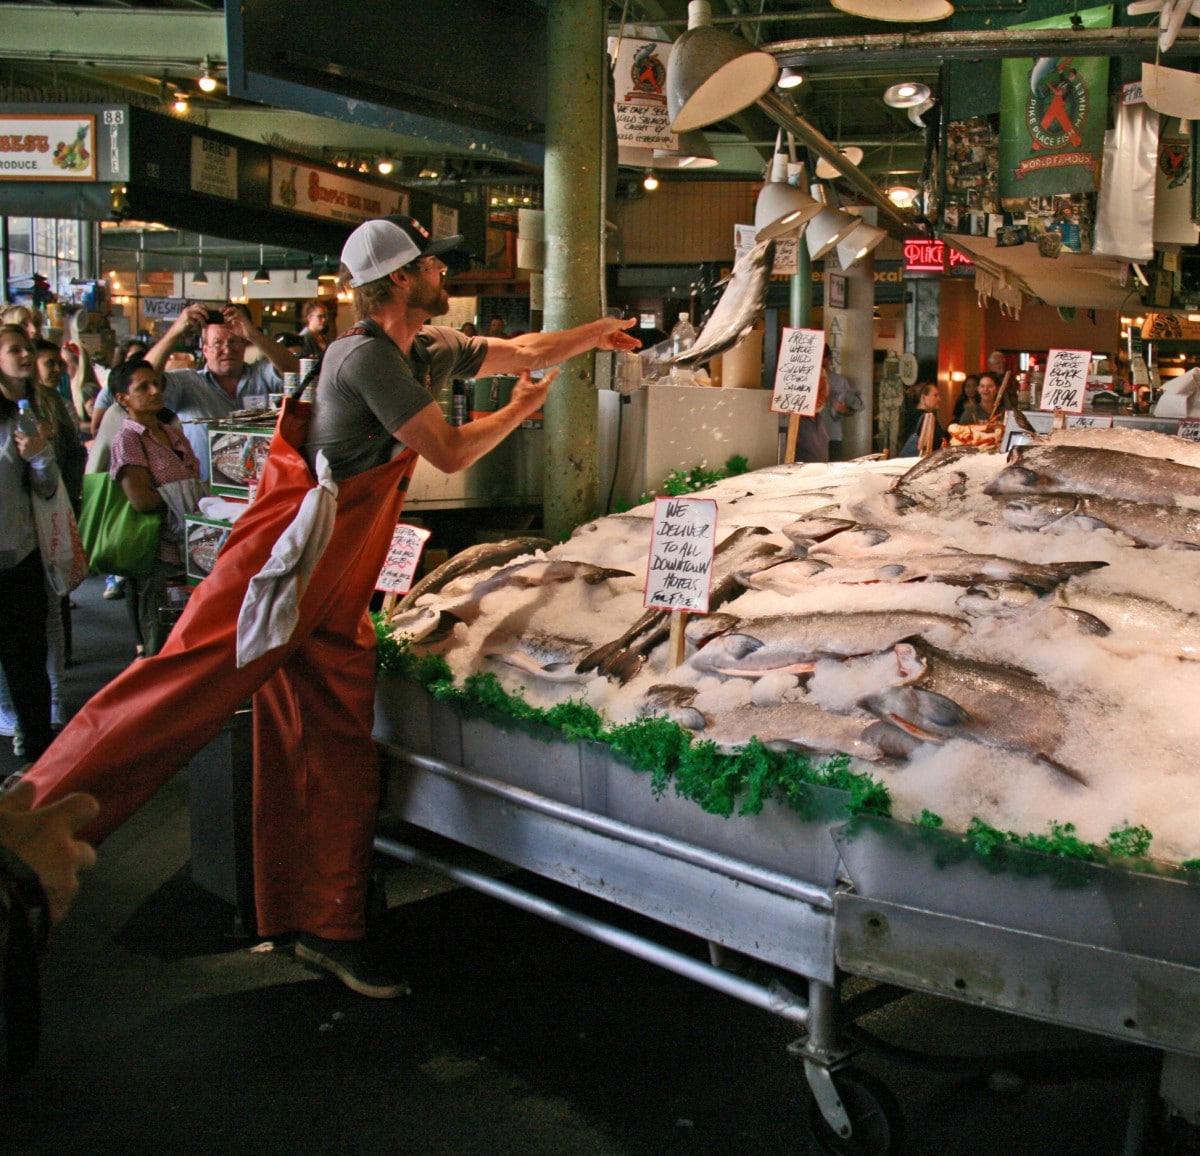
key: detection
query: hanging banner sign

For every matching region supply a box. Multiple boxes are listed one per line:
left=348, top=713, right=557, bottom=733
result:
left=270, top=157, right=409, bottom=225
left=141, top=297, right=188, bottom=320
left=999, top=5, right=1112, bottom=198
left=644, top=497, right=717, bottom=613
left=190, top=137, right=238, bottom=201
left=0, top=114, right=95, bottom=180
left=608, top=37, right=675, bottom=154
left=1039, top=348, right=1092, bottom=414
left=376, top=523, right=432, bottom=596
left=771, top=327, right=826, bottom=416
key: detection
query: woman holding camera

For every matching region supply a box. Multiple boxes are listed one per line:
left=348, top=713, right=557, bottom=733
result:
left=108, top=358, right=206, bottom=657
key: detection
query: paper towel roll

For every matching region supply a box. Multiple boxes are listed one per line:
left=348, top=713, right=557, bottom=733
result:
left=719, top=328, right=764, bottom=388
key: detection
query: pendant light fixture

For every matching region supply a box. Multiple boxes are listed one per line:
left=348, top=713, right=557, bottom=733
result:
left=754, top=135, right=822, bottom=242
left=652, top=130, right=719, bottom=169
left=193, top=234, right=208, bottom=284
left=836, top=219, right=888, bottom=270
left=197, top=57, right=218, bottom=94
left=804, top=186, right=862, bottom=261
left=666, top=0, right=778, bottom=133
left=883, top=81, right=932, bottom=109
left=252, top=245, right=270, bottom=283
left=815, top=146, right=865, bottom=180
left=833, top=0, right=953, bottom=21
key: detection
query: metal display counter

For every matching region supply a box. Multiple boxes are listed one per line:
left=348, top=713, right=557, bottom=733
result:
left=373, top=676, right=1200, bottom=1151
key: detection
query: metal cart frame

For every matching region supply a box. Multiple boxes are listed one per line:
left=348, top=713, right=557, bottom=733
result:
left=373, top=676, right=1200, bottom=1152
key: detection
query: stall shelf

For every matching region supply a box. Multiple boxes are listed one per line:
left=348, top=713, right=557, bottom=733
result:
left=373, top=676, right=1200, bottom=1152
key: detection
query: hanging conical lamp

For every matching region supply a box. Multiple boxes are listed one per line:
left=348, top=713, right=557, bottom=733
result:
left=666, top=0, right=778, bottom=133
left=836, top=220, right=888, bottom=270
left=754, top=154, right=822, bottom=242
left=252, top=244, right=270, bottom=283
left=805, top=186, right=862, bottom=260
left=652, top=130, right=719, bottom=169
left=832, top=0, right=953, bottom=21
left=815, top=146, right=865, bottom=180
left=192, top=232, right=208, bottom=284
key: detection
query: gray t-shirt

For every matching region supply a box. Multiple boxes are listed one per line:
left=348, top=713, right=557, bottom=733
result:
left=303, top=318, right=487, bottom=480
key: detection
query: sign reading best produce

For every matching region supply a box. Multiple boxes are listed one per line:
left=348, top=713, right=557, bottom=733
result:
left=0, top=115, right=95, bottom=180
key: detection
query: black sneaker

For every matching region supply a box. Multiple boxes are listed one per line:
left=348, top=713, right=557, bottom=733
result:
left=294, top=933, right=410, bottom=999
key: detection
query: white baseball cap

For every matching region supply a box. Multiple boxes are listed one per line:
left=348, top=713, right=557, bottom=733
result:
left=340, top=215, right=464, bottom=288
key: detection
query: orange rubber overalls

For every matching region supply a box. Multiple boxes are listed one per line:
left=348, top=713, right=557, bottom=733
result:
left=24, top=398, right=417, bottom=940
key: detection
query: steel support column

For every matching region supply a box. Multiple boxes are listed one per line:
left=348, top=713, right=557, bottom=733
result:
left=543, top=0, right=606, bottom=540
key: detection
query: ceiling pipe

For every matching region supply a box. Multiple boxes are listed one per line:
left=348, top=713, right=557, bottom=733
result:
left=757, top=90, right=911, bottom=236
left=767, top=25, right=1167, bottom=70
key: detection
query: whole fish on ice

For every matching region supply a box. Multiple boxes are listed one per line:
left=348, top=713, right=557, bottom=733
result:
left=396, top=536, right=553, bottom=612
left=1001, top=494, right=1200, bottom=549
left=688, top=611, right=965, bottom=678
left=861, top=640, right=1087, bottom=786
left=806, top=551, right=1105, bottom=593
left=985, top=444, right=1200, bottom=507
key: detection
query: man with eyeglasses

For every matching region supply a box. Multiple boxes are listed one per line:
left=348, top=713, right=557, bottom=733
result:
left=22, top=214, right=641, bottom=1001
left=123, top=304, right=301, bottom=478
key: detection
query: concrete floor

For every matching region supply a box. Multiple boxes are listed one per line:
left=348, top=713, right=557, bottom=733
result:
left=4, top=576, right=1199, bottom=1155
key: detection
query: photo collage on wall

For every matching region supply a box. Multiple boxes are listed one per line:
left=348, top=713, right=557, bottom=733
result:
left=942, top=115, right=1096, bottom=256
left=942, top=116, right=1000, bottom=237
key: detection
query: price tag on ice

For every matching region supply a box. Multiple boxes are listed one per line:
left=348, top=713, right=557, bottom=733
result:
left=644, top=497, right=717, bottom=613
left=1177, top=420, right=1200, bottom=443
left=771, top=327, right=825, bottom=416
left=1039, top=348, right=1091, bottom=415
left=1066, top=413, right=1113, bottom=429
left=376, top=522, right=432, bottom=595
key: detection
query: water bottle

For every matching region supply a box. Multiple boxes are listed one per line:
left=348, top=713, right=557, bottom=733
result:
left=669, top=312, right=696, bottom=386
left=15, top=397, right=40, bottom=437
left=450, top=380, right=469, bottom=426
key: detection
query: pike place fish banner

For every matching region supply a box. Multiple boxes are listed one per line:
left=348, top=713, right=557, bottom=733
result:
left=999, top=5, right=1112, bottom=199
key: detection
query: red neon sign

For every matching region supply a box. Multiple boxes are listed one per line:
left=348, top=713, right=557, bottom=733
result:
left=904, top=239, right=974, bottom=274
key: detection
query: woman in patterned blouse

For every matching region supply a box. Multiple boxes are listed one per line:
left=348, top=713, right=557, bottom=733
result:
left=109, top=358, right=205, bottom=657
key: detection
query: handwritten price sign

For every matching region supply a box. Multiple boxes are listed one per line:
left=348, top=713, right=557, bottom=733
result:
left=1039, top=348, right=1091, bottom=415
left=644, top=497, right=717, bottom=613
left=376, top=522, right=432, bottom=595
left=771, top=327, right=825, bottom=416
left=1177, top=420, right=1200, bottom=443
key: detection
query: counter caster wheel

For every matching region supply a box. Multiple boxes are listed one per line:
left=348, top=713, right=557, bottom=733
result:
left=810, top=1069, right=904, bottom=1156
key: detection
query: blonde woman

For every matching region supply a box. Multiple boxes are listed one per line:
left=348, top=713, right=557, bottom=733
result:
left=0, top=324, right=62, bottom=763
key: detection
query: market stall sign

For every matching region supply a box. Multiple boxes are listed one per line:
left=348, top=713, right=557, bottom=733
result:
left=772, top=327, right=825, bottom=417
left=377, top=523, right=432, bottom=597
left=1040, top=348, right=1092, bottom=414
left=190, top=137, right=237, bottom=201
left=0, top=114, right=95, bottom=180
left=141, top=297, right=187, bottom=321
left=904, top=238, right=974, bottom=275
left=608, top=36, right=673, bottom=154
left=644, top=497, right=716, bottom=613
left=270, top=157, right=410, bottom=225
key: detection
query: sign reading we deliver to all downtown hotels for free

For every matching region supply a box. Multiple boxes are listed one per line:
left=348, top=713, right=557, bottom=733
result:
left=0, top=114, right=96, bottom=180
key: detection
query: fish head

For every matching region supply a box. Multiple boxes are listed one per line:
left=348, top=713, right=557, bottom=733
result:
left=688, top=633, right=766, bottom=674
left=861, top=686, right=974, bottom=742
left=1002, top=497, right=1075, bottom=530
left=983, top=465, right=1045, bottom=495
left=956, top=582, right=1040, bottom=618
left=890, top=640, right=929, bottom=684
